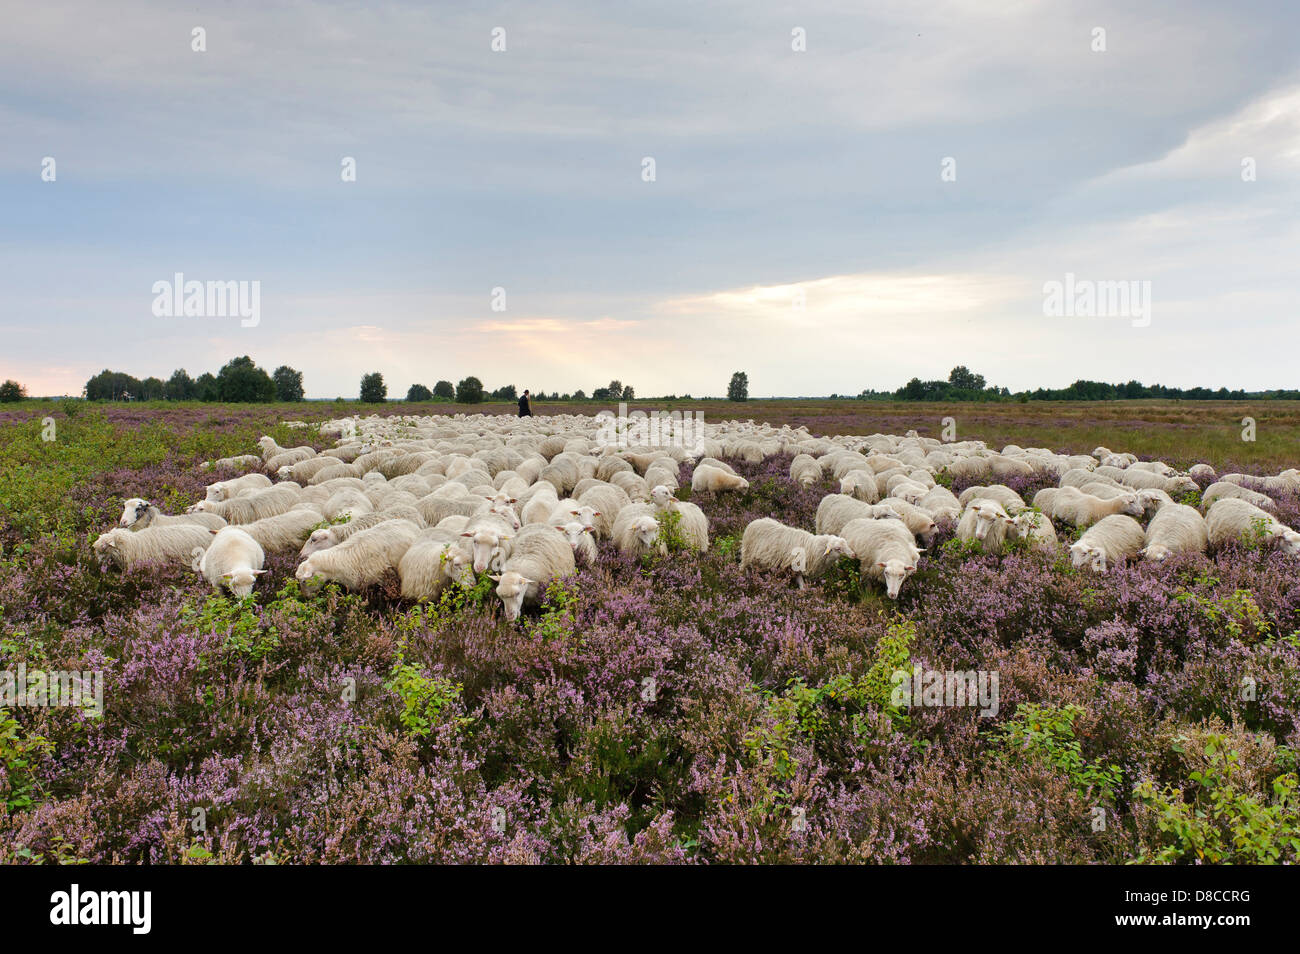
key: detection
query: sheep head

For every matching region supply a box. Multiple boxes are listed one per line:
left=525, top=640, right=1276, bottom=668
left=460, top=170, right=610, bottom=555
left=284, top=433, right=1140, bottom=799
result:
left=554, top=521, right=594, bottom=553
left=491, top=570, right=537, bottom=621
left=876, top=558, right=917, bottom=599
left=633, top=515, right=661, bottom=551
left=223, top=567, right=266, bottom=599
left=120, top=497, right=150, bottom=528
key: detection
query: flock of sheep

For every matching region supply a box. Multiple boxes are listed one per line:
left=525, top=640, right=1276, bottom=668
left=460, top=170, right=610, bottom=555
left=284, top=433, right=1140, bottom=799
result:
left=91, top=414, right=1300, bottom=615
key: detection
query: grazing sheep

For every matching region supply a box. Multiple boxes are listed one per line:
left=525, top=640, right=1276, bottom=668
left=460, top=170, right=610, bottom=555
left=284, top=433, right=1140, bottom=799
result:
left=839, top=469, right=880, bottom=502
left=398, top=539, right=462, bottom=601
left=417, top=493, right=486, bottom=527
left=612, top=503, right=666, bottom=558
left=1142, top=503, right=1207, bottom=562
left=93, top=525, right=213, bottom=571
left=1187, top=463, right=1216, bottom=481
left=1201, top=481, right=1275, bottom=511
left=295, top=519, right=421, bottom=594
left=199, top=527, right=266, bottom=597
left=323, top=488, right=375, bottom=522
left=956, top=499, right=1013, bottom=551
left=740, top=518, right=854, bottom=588
left=609, top=469, right=650, bottom=501
left=918, top=486, right=961, bottom=519
left=815, top=494, right=893, bottom=536
left=789, top=454, right=822, bottom=488
left=957, top=484, right=1025, bottom=513
left=204, top=472, right=272, bottom=502
left=691, top=464, right=749, bottom=493
left=838, top=518, right=923, bottom=599
left=257, top=435, right=314, bottom=463
left=460, top=512, right=516, bottom=575
left=201, top=454, right=262, bottom=473
left=236, top=507, right=325, bottom=554
left=874, top=498, right=939, bottom=545
left=576, top=483, right=632, bottom=538
left=554, top=521, right=598, bottom=565
left=193, top=483, right=301, bottom=525
left=1008, top=510, right=1058, bottom=551
left=1032, top=486, right=1143, bottom=527
left=490, top=524, right=577, bottom=621
left=1069, top=515, right=1145, bottom=572
left=1205, top=498, right=1300, bottom=556
left=119, top=498, right=226, bottom=531
left=647, top=486, right=709, bottom=551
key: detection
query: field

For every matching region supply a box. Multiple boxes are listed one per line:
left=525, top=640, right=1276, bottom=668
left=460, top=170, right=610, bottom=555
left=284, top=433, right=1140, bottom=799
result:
left=2, top=399, right=1299, bottom=864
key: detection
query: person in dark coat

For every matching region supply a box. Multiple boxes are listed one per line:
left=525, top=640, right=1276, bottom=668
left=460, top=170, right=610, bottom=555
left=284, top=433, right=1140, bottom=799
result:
left=518, top=389, right=532, bottom=417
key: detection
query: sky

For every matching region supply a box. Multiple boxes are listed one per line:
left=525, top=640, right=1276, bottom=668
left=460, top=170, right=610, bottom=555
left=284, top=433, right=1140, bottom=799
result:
left=2, top=0, right=1298, bottom=398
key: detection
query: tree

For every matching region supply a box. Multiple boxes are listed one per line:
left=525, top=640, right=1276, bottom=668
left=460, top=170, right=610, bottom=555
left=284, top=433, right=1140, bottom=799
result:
left=456, top=376, right=485, bottom=404
left=572, top=390, right=586, bottom=400
left=621, top=385, right=634, bottom=401
left=84, top=369, right=143, bottom=401
left=216, top=356, right=276, bottom=402
left=606, top=380, right=623, bottom=400
left=727, top=371, right=749, bottom=401
left=139, top=376, right=166, bottom=401
left=0, top=380, right=26, bottom=402
left=273, top=365, right=305, bottom=402
left=948, top=366, right=986, bottom=391
left=406, top=383, right=433, bottom=402
left=492, top=384, right=518, bottom=401
left=195, top=373, right=220, bottom=401
left=165, top=368, right=198, bottom=401
left=433, top=380, right=455, bottom=400
left=359, top=372, right=387, bottom=403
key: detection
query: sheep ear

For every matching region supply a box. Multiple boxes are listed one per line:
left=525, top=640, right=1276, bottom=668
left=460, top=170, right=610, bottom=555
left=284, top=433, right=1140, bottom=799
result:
left=221, top=573, right=232, bottom=581
left=592, top=510, right=601, bottom=517
left=253, top=569, right=268, bottom=575
left=508, top=497, right=517, bottom=504
left=461, top=531, right=473, bottom=537
left=583, top=525, right=595, bottom=533
left=876, top=561, right=886, bottom=568
left=488, top=574, right=501, bottom=581
left=210, top=529, right=219, bottom=535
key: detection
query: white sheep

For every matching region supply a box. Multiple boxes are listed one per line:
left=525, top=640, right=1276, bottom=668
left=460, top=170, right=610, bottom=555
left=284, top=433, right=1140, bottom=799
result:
left=957, top=484, right=1025, bottom=512
left=1187, top=463, right=1216, bottom=481
left=1205, top=498, right=1300, bottom=556
left=295, top=519, right=420, bottom=594
left=490, top=524, right=577, bottom=621
left=873, top=498, right=939, bottom=545
left=323, top=488, right=375, bottom=522
left=119, top=498, right=226, bottom=531
left=398, top=539, right=463, bottom=601
left=839, top=517, right=923, bottom=599
left=956, top=498, right=1013, bottom=551
left=838, top=469, right=880, bottom=502
left=1069, top=515, right=1145, bottom=572
left=236, top=507, right=325, bottom=554
left=740, top=518, right=854, bottom=588
left=199, top=527, right=267, bottom=597
left=460, top=512, right=516, bottom=575
left=1201, top=482, right=1275, bottom=511
left=93, top=525, right=213, bottom=571
left=789, top=454, right=822, bottom=488
left=1141, top=503, right=1207, bottom=562
left=1032, top=486, right=1143, bottom=527
left=200, top=454, right=262, bottom=473
left=554, top=521, right=598, bottom=564
left=612, top=503, right=666, bottom=558
left=204, top=472, right=272, bottom=502
left=815, top=494, right=894, bottom=536
left=576, top=483, right=631, bottom=538
left=648, top=485, right=709, bottom=551
left=691, top=464, right=749, bottom=493
left=194, top=483, right=301, bottom=524
left=1008, top=510, right=1058, bottom=551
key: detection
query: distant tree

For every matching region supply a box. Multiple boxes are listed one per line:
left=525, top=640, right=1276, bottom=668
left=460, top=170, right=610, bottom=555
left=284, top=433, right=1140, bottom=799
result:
left=456, top=376, right=485, bottom=404
left=591, top=387, right=610, bottom=400
left=195, top=372, right=220, bottom=401
left=621, top=385, right=635, bottom=401
left=0, top=380, right=26, bottom=402
left=727, top=371, right=749, bottom=401
left=606, top=380, right=623, bottom=400
left=406, top=383, right=433, bottom=402
left=572, top=389, right=587, bottom=401
left=359, top=372, right=387, bottom=403
left=139, top=376, right=167, bottom=401
left=433, top=380, right=455, bottom=400
left=948, top=366, right=986, bottom=391
left=216, top=356, right=276, bottom=403
left=85, top=369, right=144, bottom=401
left=492, top=384, right=518, bottom=401
left=165, top=368, right=198, bottom=401
left=273, top=365, right=305, bottom=402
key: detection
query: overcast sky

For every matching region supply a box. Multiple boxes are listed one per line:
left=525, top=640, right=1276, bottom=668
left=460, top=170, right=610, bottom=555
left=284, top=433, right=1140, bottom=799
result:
left=2, top=0, right=1298, bottom=398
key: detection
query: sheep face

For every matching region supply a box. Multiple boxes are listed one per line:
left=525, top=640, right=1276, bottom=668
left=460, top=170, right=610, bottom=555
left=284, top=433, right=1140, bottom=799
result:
left=120, top=498, right=150, bottom=528
left=192, top=499, right=220, bottom=514
left=632, top=516, right=661, bottom=551
left=555, top=521, right=594, bottom=553
left=789, top=546, right=808, bottom=574
left=443, top=547, right=476, bottom=588
left=876, top=558, right=916, bottom=599
left=649, top=485, right=675, bottom=509
left=294, top=560, right=326, bottom=595
left=299, top=528, right=334, bottom=558
left=492, top=571, right=537, bottom=621
left=968, top=503, right=1008, bottom=541
left=824, top=536, right=855, bottom=561
left=1069, top=542, right=1106, bottom=572
left=489, top=501, right=521, bottom=530
left=1280, top=530, right=1300, bottom=558
left=463, top=528, right=508, bottom=575
left=224, top=567, right=265, bottom=598
left=1169, top=476, right=1198, bottom=494
left=1119, top=495, right=1144, bottom=517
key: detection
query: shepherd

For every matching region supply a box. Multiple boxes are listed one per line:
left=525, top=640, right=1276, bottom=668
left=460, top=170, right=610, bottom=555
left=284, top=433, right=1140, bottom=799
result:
left=518, top=389, right=532, bottom=417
